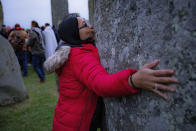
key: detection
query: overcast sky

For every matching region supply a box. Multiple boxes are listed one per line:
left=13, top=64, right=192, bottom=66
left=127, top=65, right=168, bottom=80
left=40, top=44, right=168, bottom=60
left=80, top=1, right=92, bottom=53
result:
left=1, top=0, right=89, bottom=28
left=68, top=0, right=89, bottom=19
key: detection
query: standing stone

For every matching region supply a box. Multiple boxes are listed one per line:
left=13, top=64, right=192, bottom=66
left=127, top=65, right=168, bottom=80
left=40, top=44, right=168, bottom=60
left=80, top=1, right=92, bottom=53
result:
left=88, top=0, right=95, bottom=25
left=0, top=35, right=28, bottom=106
left=0, top=2, right=3, bottom=26
left=89, top=0, right=196, bottom=130
left=51, top=0, right=68, bottom=28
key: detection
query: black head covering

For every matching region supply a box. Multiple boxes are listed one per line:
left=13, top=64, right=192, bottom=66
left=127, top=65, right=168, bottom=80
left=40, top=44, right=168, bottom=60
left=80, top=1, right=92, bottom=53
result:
left=58, top=16, right=94, bottom=48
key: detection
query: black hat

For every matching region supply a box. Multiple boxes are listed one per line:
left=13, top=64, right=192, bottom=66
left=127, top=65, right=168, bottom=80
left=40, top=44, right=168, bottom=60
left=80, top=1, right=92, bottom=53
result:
left=58, top=16, right=94, bottom=47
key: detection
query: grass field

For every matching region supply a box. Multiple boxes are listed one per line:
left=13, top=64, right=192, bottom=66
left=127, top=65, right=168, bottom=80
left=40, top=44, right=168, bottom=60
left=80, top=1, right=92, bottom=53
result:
left=0, top=66, right=58, bottom=131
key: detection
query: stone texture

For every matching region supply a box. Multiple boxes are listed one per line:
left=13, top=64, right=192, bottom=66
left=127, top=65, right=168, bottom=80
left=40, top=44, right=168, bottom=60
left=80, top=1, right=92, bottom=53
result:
left=0, top=2, right=3, bottom=26
left=89, top=0, right=196, bottom=130
left=88, top=0, right=95, bottom=24
left=0, top=35, right=28, bottom=106
left=51, top=0, right=68, bottom=28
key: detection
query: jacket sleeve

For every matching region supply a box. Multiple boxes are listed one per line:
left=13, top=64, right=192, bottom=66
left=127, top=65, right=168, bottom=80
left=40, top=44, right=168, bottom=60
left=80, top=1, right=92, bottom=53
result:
left=27, top=31, right=36, bottom=46
left=71, top=49, right=140, bottom=97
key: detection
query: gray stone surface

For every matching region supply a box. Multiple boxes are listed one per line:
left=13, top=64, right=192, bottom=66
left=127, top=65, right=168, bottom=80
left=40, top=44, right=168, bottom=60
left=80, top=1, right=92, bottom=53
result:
left=89, top=0, right=196, bottom=130
left=0, top=2, right=3, bottom=26
left=0, top=35, right=28, bottom=106
left=51, top=1, right=79, bottom=28
left=51, top=0, right=68, bottom=28
left=88, top=0, right=95, bottom=24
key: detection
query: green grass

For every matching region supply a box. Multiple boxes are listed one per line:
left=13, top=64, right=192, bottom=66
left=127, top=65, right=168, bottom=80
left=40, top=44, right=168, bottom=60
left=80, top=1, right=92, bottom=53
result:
left=0, top=66, right=58, bottom=131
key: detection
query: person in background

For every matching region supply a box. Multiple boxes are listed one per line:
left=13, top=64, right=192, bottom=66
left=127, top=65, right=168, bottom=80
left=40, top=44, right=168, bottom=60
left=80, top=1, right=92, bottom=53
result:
left=0, top=25, right=12, bottom=39
left=25, top=29, right=32, bottom=66
left=52, top=25, right=60, bottom=44
left=43, top=23, right=58, bottom=59
left=0, top=25, right=7, bottom=38
left=41, top=26, right=45, bottom=31
left=8, top=24, right=28, bottom=77
left=44, top=16, right=179, bottom=131
left=27, top=21, right=45, bottom=83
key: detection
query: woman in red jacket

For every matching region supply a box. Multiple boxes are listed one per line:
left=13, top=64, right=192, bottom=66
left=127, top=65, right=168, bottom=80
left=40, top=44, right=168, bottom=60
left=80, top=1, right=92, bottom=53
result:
left=44, top=16, right=178, bottom=131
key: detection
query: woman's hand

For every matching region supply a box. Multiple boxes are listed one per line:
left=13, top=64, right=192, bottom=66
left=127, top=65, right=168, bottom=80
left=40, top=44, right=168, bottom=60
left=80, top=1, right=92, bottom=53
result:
left=129, top=60, right=179, bottom=100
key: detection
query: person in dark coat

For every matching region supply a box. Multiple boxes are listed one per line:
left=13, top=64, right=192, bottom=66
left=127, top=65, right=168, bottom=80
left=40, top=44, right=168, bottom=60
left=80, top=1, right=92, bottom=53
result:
left=27, top=21, right=45, bottom=82
left=52, top=25, right=60, bottom=43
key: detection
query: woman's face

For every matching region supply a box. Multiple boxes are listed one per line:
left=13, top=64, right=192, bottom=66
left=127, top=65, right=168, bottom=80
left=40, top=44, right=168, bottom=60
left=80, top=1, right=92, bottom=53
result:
left=77, top=17, right=95, bottom=41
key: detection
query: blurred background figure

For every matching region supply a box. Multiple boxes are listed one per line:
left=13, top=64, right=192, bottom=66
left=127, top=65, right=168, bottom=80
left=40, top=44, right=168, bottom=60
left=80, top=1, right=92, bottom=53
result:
left=52, top=25, right=60, bottom=44
left=0, top=24, right=7, bottom=38
left=40, top=26, right=45, bottom=31
left=27, top=21, right=45, bottom=82
left=8, top=24, right=28, bottom=77
left=0, top=24, right=12, bottom=39
left=43, top=23, right=58, bottom=59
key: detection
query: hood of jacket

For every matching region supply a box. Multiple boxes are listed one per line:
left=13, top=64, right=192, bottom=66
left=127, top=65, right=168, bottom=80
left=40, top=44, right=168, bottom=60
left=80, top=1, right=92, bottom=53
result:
left=43, top=45, right=71, bottom=74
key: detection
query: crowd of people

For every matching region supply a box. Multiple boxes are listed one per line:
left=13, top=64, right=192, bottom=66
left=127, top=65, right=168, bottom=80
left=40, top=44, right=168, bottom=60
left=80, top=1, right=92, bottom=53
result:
left=0, top=21, right=59, bottom=83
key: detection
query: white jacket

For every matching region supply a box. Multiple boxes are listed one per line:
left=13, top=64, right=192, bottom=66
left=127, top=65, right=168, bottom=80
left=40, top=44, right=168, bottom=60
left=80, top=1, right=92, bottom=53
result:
left=43, top=26, right=58, bottom=59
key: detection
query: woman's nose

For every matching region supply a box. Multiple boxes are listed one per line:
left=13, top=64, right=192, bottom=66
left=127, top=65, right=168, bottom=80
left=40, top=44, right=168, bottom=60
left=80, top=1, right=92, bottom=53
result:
left=89, top=25, right=93, bottom=29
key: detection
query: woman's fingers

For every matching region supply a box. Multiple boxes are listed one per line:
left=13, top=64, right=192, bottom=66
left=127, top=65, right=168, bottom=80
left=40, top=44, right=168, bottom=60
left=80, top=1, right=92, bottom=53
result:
left=132, top=61, right=179, bottom=100
left=152, top=89, right=168, bottom=100
left=143, top=60, right=159, bottom=69
left=149, top=83, right=176, bottom=100
left=155, top=77, right=179, bottom=83
left=154, top=83, right=175, bottom=92
left=153, top=69, right=174, bottom=76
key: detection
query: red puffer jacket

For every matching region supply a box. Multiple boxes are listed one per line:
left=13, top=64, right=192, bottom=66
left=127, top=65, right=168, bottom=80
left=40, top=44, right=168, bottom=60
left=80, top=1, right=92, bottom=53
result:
left=53, top=44, right=139, bottom=131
